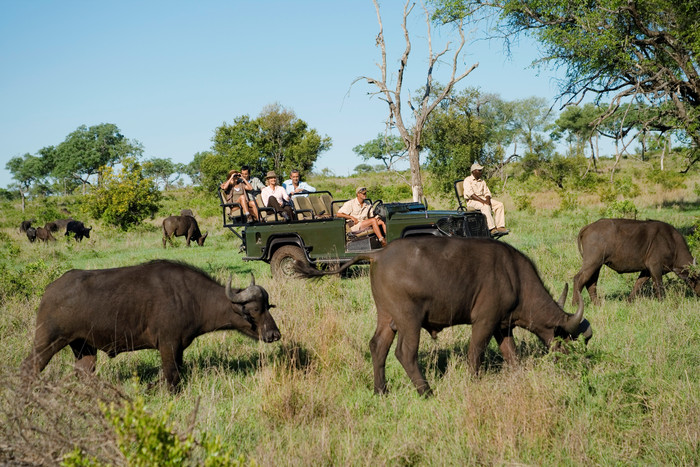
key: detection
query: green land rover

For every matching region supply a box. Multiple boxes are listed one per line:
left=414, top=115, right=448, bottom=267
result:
left=219, top=188, right=493, bottom=278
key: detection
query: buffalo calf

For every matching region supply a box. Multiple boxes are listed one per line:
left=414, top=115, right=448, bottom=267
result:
left=162, top=215, right=208, bottom=247
left=35, top=227, right=55, bottom=243
left=574, top=218, right=699, bottom=304
left=21, top=260, right=281, bottom=390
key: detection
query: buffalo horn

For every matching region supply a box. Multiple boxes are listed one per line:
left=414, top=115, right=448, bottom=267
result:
left=557, top=283, right=569, bottom=308
left=562, top=294, right=585, bottom=335
left=225, top=273, right=257, bottom=304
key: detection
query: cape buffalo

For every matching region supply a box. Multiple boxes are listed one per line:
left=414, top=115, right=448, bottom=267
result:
left=295, top=237, right=591, bottom=395
left=49, top=218, right=73, bottom=232
left=65, top=220, right=92, bottom=242
left=35, top=227, right=55, bottom=243
left=26, top=227, right=37, bottom=243
left=573, top=218, right=700, bottom=304
left=162, top=215, right=208, bottom=247
left=21, top=260, right=281, bottom=389
left=20, top=219, right=35, bottom=232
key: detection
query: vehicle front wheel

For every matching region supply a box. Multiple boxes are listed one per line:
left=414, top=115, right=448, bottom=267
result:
left=270, top=245, right=308, bottom=279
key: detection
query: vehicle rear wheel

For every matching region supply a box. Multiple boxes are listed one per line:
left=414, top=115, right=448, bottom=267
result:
left=270, top=245, right=307, bottom=279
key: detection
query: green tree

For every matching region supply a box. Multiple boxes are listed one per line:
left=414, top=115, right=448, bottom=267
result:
left=423, top=89, right=489, bottom=194
left=52, top=123, right=143, bottom=193
left=432, top=0, right=700, bottom=169
left=211, top=103, right=331, bottom=184
left=142, top=157, right=184, bottom=190
left=184, top=151, right=214, bottom=187
left=511, top=96, right=554, bottom=155
left=5, top=153, right=48, bottom=211
left=85, top=157, right=162, bottom=230
left=352, top=134, right=406, bottom=170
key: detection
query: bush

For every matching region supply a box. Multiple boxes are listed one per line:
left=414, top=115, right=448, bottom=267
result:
left=646, top=169, right=686, bottom=190
left=85, top=158, right=162, bottom=230
left=602, top=200, right=638, bottom=219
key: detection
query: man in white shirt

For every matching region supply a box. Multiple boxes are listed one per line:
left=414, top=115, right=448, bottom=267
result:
left=337, top=186, right=387, bottom=247
left=283, top=169, right=316, bottom=196
left=463, top=162, right=509, bottom=236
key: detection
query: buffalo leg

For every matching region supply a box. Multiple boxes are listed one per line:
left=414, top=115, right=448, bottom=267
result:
left=159, top=344, right=184, bottom=390
left=629, top=271, right=651, bottom=301
left=467, top=321, right=499, bottom=376
left=21, top=336, right=69, bottom=377
left=369, top=311, right=397, bottom=394
left=69, top=339, right=97, bottom=373
left=574, top=266, right=601, bottom=306
left=394, top=325, right=430, bottom=396
left=494, top=327, right=517, bottom=367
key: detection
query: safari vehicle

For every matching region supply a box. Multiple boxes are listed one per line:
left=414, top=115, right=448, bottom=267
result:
left=219, top=188, right=492, bottom=278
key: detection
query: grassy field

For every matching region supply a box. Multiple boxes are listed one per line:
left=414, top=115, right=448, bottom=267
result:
left=0, top=165, right=699, bottom=465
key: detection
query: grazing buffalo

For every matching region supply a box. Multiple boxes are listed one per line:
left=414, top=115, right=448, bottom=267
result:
left=26, top=227, right=37, bottom=243
left=295, top=237, right=591, bottom=395
left=20, top=219, right=35, bottom=233
left=65, top=220, right=92, bottom=242
left=573, top=218, right=700, bottom=304
left=35, top=227, right=55, bottom=243
left=48, top=218, right=73, bottom=232
left=21, top=260, right=281, bottom=389
left=162, top=215, right=208, bottom=247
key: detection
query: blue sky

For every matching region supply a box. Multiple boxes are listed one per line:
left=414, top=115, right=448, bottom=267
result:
left=0, top=0, right=564, bottom=189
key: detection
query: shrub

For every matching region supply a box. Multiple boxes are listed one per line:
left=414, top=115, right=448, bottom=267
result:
left=646, top=169, right=686, bottom=190
left=602, top=200, right=638, bottom=219
left=85, top=158, right=162, bottom=230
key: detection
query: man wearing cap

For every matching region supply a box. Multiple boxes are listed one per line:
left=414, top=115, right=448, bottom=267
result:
left=463, top=162, right=509, bottom=236
left=337, top=186, right=387, bottom=247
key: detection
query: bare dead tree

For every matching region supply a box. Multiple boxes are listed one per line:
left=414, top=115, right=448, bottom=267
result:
left=355, top=0, right=478, bottom=201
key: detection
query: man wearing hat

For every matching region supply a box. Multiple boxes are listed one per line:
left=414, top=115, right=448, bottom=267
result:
left=261, top=171, right=294, bottom=221
left=337, top=186, right=387, bottom=247
left=463, top=162, right=509, bottom=235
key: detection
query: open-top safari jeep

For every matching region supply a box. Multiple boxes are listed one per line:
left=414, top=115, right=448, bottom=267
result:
left=219, top=188, right=493, bottom=278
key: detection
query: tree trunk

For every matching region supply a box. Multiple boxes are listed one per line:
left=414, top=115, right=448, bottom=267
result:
left=408, top=145, right=423, bottom=201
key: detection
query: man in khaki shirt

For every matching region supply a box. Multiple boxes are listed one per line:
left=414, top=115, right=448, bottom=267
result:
left=463, top=162, right=509, bottom=235
left=337, top=186, right=387, bottom=247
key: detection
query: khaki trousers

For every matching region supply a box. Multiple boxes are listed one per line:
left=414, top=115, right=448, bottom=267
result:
left=466, top=199, right=505, bottom=230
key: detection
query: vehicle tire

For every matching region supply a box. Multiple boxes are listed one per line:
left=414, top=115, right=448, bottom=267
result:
left=270, top=245, right=308, bottom=279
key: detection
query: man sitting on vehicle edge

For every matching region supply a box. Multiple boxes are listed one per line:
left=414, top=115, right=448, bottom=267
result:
left=337, top=186, right=387, bottom=247
left=463, top=162, right=509, bottom=236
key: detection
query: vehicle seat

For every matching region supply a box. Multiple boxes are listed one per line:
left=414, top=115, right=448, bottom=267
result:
left=310, top=196, right=331, bottom=218
left=219, top=188, right=245, bottom=223
left=255, top=194, right=279, bottom=222
left=292, top=196, right=314, bottom=220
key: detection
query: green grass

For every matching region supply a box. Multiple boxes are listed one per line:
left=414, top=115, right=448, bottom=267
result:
left=1, top=173, right=699, bottom=465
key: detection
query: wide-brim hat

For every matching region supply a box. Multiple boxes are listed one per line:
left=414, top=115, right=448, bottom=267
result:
left=356, top=186, right=367, bottom=194
left=265, top=171, right=278, bottom=180
left=470, top=162, right=484, bottom=172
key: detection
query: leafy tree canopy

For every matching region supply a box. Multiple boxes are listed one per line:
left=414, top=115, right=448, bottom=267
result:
left=431, top=0, right=700, bottom=168
left=210, top=103, right=332, bottom=186
left=353, top=134, right=406, bottom=170
left=142, top=157, right=184, bottom=190
left=52, top=123, right=143, bottom=191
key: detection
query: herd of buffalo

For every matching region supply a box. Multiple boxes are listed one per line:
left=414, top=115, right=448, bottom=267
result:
left=17, top=213, right=699, bottom=395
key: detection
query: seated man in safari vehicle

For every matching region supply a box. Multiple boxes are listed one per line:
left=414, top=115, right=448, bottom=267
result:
left=336, top=186, right=387, bottom=247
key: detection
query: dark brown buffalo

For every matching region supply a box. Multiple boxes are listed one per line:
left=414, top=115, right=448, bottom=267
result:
left=65, top=220, right=92, bottom=242
left=47, top=218, right=73, bottom=232
left=295, top=237, right=591, bottom=395
left=180, top=208, right=194, bottom=217
left=35, top=227, right=55, bottom=243
left=573, top=218, right=699, bottom=305
left=26, top=227, right=37, bottom=243
left=21, top=260, right=281, bottom=389
left=162, top=215, right=208, bottom=247
left=20, top=219, right=35, bottom=232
